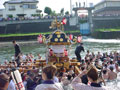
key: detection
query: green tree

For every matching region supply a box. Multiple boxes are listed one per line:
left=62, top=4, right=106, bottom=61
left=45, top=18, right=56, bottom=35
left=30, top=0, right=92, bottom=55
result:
left=36, top=10, right=42, bottom=17
left=51, top=10, right=57, bottom=16
left=8, top=15, right=13, bottom=18
left=60, top=8, right=64, bottom=16
left=44, top=7, right=52, bottom=15
left=65, top=11, right=69, bottom=15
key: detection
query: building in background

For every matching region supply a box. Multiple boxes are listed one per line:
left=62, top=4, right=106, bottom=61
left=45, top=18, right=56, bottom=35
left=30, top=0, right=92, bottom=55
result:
left=1, top=0, right=40, bottom=18
left=94, top=0, right=120, bottom=16
left=0, top=9, right=3, bottom=17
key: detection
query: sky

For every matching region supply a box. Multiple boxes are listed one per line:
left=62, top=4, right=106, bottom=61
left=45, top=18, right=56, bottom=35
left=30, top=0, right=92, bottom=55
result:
left=0, top=0, right=103, bottom=13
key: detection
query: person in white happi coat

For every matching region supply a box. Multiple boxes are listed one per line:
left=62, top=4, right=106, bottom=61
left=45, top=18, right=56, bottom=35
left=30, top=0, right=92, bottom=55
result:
left=35, top=65, right=64, bottom=90
left=71, top=67, right=110, bottom=90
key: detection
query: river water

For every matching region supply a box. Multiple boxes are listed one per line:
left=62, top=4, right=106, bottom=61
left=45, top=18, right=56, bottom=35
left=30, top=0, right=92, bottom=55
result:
left=0, top=37, right=120, bottom=62
left=0, top=37, right=120, bottom=89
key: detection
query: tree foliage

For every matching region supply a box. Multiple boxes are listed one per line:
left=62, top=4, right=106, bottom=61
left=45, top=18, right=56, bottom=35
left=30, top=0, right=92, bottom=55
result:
left=60, top=8, right=64, bottom=16
left=8, top=15, right=13, bottom=18
left=44, top=7, right=52, bottom=15
left=65, top=11, right=69, bottom=15
left=51, top=10, right=57, bottom=16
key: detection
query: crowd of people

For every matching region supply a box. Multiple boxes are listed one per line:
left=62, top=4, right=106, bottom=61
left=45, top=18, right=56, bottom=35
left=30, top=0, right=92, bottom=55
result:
left=0, top=50, right=120, bottom=90
left=0, top=15, right=70, bottom=22
left=0, top=41, right=120, bottom=90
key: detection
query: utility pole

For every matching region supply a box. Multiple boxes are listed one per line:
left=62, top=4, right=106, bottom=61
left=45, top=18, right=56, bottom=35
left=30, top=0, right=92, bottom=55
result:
left=70, top=0, right=72, bottom=15
left=86, top=0, right=87, bottom=7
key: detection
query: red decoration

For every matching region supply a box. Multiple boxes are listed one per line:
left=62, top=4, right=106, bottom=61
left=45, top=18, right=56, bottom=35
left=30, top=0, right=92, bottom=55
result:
left=62, top=17, right=67, bottom=25
left=69, top=34, right=73, bottom=40
left=37, top=34, right=43, bottom=44
left=64, top=49, right=68, bottom=56
left=15, top=82, right=24, bottom=90
left=77, top=36, right=82, bottom=43
left=49, top=48, right=53, bottom=56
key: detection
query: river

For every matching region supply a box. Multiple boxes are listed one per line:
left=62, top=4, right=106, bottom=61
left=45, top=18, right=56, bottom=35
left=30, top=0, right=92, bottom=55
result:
left=0, top=37, right=120, bottom=89
left=0, top=37, right=120, bottom=62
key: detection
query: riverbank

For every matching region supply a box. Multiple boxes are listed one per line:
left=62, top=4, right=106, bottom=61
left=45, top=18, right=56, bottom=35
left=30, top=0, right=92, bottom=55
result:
left=92, top=31, right=120, bottom=39
left=0, top=40, right=38, bottom=48
left=0, top=30, right=80, bottom=42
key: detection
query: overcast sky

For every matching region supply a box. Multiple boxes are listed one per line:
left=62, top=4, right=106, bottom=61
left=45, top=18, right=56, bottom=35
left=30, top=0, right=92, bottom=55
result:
left=0, top=0, right=102, bottom=12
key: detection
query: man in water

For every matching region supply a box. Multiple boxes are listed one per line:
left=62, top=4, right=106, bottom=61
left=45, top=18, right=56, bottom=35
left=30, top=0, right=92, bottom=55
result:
left=75, top=43, right=84, bottom=62
left=71, top=67, right=108, bottom=90
left=12, top=40, right=21, bottom=67
left=108, top=66, right=117, bottom=80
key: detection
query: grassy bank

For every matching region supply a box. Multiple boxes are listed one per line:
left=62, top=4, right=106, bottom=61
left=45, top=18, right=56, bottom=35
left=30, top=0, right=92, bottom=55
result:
left=0, top=30, right=80, bottom=37
left=0, top=32, right=51, bottom=37
left=95, top=28, right=120, bottom=32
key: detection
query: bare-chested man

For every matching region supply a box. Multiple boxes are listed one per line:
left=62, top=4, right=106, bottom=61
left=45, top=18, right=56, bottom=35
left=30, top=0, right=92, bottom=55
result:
left=102, top=70, right=108, bottom=80
left=108, top=66, right=117, bottom=80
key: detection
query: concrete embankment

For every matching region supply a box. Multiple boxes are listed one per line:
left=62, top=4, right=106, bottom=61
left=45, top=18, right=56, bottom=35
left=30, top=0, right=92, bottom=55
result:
left=0, top=40, right=38, bottom=48
left=0, top=35, right=38, bottom=42
left=0, top=19, right=78, bottom=34
left=91, top=31, right=120, bottom=39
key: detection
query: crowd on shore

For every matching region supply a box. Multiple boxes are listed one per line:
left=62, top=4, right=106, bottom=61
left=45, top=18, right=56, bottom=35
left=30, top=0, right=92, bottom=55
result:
left=1, top=14, right=120, bottom=22
left=0, top=50, right=120, bottom=90
left=0, top=15, right=70, bottom=22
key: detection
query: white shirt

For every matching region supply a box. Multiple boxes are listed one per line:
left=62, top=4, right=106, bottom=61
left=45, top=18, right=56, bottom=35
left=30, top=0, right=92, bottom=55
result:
left=108, top=64, right=115, bottom=70
left=71, top=77, right=109, bottom=90
left=8, top=80, right=16, bottom=90
left=51, top=45, right=65, bottom=53
left=53, top=76, right=59, bottom=83
left=35, top=83, right=64, bottom=90
left=11, top=56, right=15, bottom=60
left=22, top=55, right=27, bottom=60
left=23, top=81, right=27, bottom=88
